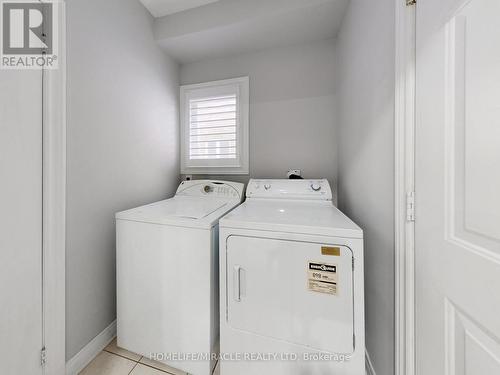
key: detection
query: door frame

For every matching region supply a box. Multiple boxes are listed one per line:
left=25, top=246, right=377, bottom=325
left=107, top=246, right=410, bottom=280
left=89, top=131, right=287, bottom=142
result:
left=394, top=1, right=416, bottom=375
left=42, top=1, right=66, bottom=374
left=39, top=2, right=419, bottom=375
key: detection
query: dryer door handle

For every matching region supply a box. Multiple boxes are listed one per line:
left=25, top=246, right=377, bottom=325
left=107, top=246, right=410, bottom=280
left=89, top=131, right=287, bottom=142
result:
left=233, top=265, right=242, bottom=302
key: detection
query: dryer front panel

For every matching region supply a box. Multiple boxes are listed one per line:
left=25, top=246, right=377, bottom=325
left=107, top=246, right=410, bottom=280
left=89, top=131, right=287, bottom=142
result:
left=225, top=235, right=355, bottom=354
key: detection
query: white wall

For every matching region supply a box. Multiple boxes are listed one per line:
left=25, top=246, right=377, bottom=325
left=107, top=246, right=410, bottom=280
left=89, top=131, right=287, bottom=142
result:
left=180, top=39, right=338, bottom=199
left=335, top=1, right=395, bottom=375
left=66, top=0, right=180, bottom=360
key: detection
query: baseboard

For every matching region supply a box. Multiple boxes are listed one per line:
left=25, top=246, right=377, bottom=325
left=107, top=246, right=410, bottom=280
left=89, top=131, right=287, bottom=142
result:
left=66, top=320, right=117, bottom=375
left=365, top=350, right=376, bottom=375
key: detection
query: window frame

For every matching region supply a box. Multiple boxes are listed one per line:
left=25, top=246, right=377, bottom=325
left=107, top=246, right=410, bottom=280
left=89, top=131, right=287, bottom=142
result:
left=180, top=76, right=249, bottom=175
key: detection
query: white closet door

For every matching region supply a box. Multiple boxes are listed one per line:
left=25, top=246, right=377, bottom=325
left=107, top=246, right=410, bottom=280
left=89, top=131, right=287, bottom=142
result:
left=416, top=0, right=500, bottom=374
left=0, top=69, right=44, bottom=374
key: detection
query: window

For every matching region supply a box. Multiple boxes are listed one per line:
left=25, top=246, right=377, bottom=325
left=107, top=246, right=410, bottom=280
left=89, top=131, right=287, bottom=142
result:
left=180, top=77, right=249, bottom=175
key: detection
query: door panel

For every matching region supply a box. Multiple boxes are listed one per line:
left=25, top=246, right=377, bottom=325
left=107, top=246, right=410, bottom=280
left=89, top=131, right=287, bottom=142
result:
left=0, top=70, right=43, bottom=374
left=226, top=236, right=354, bottom=354
left=416, top=0, right=500, bottom=374
left=446, top=300, right=500, bottom=375
left=452, top=0, right=500, bottom=253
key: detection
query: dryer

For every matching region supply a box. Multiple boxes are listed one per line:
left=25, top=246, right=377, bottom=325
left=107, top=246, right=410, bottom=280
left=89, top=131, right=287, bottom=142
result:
left=219, top=179, right=364, bottom=375
left=116, top=180, right=244, bottom=375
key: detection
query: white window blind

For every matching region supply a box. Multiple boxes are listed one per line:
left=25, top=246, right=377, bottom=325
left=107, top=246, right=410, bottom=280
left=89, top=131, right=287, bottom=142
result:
left=189, top=94, right=238, bottom=160
left=180, top=77, right=249, bottom=174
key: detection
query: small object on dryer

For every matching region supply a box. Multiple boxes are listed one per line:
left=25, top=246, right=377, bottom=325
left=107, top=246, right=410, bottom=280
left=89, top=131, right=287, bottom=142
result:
left=287, top=169, right=303, bottom=179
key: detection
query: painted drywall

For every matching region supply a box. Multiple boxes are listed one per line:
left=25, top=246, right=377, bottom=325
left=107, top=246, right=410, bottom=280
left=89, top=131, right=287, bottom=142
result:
left=66, top=0, right=180, bottom=360
left=180, top=39, right=338, bottom=199
left=335, top=1, right=396, bottom=375
left=154, top=0, right=348, bottom=63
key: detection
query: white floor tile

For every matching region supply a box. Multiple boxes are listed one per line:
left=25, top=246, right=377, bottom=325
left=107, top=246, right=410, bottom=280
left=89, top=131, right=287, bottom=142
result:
left=79, top=351, right=136, bottom=375
left=139, top=357, right=187, bottom=375
left=130, top=363, right=170, bottom=375
left=104, top=338, right=142, bottom=362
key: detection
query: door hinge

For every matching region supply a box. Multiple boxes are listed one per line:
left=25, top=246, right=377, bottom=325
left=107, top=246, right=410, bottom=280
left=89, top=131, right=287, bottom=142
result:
left=406, top=191, right=415, bottom=222
left=406, top=0, right=416, bottom=6
left=352, top=258, right=355, bottom=271
left=41, top=347, right=47, bottom=366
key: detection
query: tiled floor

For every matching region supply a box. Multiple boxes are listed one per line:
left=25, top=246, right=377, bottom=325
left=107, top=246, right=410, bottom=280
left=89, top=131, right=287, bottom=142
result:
left=79, top=338, right=220, bottom=375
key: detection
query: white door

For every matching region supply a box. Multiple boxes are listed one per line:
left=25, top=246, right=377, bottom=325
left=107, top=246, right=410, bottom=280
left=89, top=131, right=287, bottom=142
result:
left=416, top=0, right=500, bottom=374
left=0, top=70, right=44, bottom=374
left=226, top=236, right=354, bottom=353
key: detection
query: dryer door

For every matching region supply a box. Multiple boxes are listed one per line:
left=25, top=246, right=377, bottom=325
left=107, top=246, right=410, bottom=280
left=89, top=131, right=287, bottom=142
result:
left=226, top=235, right=355, bottom=354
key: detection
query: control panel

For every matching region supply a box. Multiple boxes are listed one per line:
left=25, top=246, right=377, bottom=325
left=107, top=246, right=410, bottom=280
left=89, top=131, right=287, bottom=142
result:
left=246, top=179, right=332, bottom=201
left=176, top=180, right=245, bottom=201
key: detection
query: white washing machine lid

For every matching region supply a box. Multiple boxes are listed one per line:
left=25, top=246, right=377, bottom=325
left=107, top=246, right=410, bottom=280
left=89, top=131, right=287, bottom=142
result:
left=220, top=200, right=363, bottom=238
left=116, top=196, right=236, bottom=229
left=116, top=180, right=245, bottom=229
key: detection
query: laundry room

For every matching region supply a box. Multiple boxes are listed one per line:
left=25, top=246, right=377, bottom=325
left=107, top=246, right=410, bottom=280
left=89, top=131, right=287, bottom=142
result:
left=3, top=0, right=500, bottom=375
left=67, top=1, right=392, bottom=372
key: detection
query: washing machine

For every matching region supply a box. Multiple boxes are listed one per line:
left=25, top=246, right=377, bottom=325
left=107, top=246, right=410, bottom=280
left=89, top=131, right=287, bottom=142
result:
left=219, top=179, right=365, bottom=375
left=116, top=180, right=244, bottom=375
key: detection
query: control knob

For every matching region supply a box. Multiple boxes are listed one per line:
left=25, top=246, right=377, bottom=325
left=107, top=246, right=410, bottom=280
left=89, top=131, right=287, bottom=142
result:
left=311, top=182, right=321, bottom=192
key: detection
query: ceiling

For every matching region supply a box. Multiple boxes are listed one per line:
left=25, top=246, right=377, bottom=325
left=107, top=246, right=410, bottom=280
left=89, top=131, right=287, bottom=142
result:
left=139, top=0, right=221, bottom=18
left=145, top=0, right=349, bottom=64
